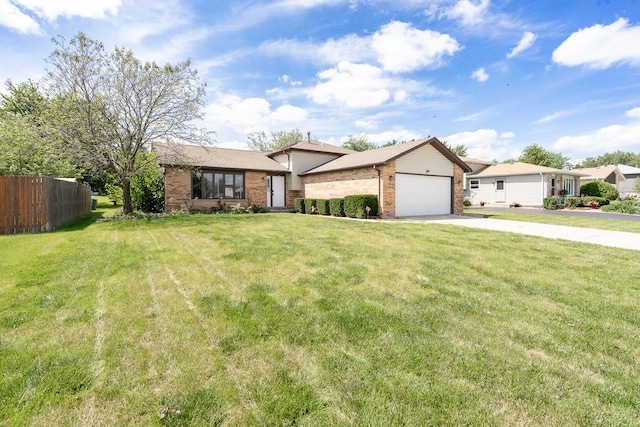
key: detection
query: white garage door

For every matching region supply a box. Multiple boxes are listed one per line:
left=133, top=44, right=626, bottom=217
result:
left=396, top=174, right=451, bottom=216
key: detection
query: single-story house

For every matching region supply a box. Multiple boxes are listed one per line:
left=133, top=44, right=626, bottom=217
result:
left=155, top=136, right=471, bottom=217
left=465, top=162, right=587, bottom=207
left=575, top=165, right=625, bottom=190
left=616, top=164, right=640, bottom=195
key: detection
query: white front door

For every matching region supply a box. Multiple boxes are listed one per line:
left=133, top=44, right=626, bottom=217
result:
left=267, top=175, right=285, bottom=207
left=495, top=179, right=506, bottom=202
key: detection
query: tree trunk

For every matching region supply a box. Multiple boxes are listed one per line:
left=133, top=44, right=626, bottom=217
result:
left=122, top=178, right=133, bottom=214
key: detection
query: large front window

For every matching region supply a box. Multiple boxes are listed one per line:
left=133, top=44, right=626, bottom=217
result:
left=192, top=171, right=245, bottom=199
left=563, top=177, right=575, bottom=196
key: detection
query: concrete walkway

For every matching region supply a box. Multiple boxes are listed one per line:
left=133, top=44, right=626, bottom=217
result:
left=397, top=216, right=640, bottom=251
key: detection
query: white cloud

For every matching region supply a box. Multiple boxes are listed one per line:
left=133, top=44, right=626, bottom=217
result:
left=0, top=0, right=41, bottom=34
left=552, top=18, right=640, bottom=69
left=260, top=21, right=459, bottom=73
left=372, top=21, right=460, bottom=73
left=307, top=62, right=394, bottom=108
left=533, top=110, right=571, bottom=124
left=443, top=0, right=490, bottom=26
left=471, top=67, right=489, bottom=82
left=366, top=129, right=422, bottom=145
left=507, top=31, right=536, bottom=58
left=205, top=93, right=309, bottom=142
left=11, top=0, right=121, bottom=21
left=554, top=124, right=640, bottom=154
left=445, top=128, right=515, bottom=160
left=625, top=107, right=640, bottom=118
left=355, top=120, right=379, bottom=130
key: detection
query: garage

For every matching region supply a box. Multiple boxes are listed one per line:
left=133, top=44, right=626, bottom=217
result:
left=395, top=174, right=451, bottom=216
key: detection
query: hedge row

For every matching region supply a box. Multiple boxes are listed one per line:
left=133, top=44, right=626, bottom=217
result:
left=294, top=195, right=378, bottom=218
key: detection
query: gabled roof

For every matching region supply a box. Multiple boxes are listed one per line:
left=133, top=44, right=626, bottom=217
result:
left=300, top=137, right=472, bottom=175
left=268, top=140, right=354, bottom=157
left=154, top=143, right=288, bottom=173
left=575, top=165, right=625, bottom=182
left=469, top=162, right=587, bottom=178
left=616, top=164, right=640, bottom=175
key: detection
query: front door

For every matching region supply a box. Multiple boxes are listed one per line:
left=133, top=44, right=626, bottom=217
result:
left=267, top=175, right=285, bottom=207
left=495, top=179, right=506, bottom=203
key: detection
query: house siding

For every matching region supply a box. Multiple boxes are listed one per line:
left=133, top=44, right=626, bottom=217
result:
left=289, top=151, right=343, bottom=191
left=468, top=175, right=543, bottom=206
left=396, top=144, right=453, bottom=177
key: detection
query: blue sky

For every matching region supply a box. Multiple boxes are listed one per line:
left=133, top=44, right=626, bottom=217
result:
left=1, top=0, right=640, bottom=164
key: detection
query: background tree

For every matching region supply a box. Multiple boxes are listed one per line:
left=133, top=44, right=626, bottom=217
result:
left=518, top=144, right=568, bottom=169
left=45, top=33, right=210, bottom=214
left=247, top=129, right=303, bottom=151
left=341, top=134, right=377, bottom=152
left=443, top=141, right=469, bottom=157
left=0, top=79, right=78, bottom=177
left=576, top=151, right=640, bottom=168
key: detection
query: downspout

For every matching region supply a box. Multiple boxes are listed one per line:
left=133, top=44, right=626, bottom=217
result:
left=374, top=165, right=381, bottom=215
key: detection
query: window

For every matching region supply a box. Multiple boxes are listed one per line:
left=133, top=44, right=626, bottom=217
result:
left=470, top=179, right=479, bottom=189
left=563, top=177, right=574, bottom=196
left=496, top=180, right=504, bottom=190
left=192, top=171, right=245, bottom=199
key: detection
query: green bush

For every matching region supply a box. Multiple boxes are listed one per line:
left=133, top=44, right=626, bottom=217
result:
left=463, top=198, right=472, bottom=207
left=316, top=199, right=330, bottom=215
left=580, top=180, right=619, bottom=201
left=304, top=198, right=317, bottom=214
left=601, top=200, right=639, bottom=214
left=562, top=196, right=582, bottom=209
left=543, top=197, right=557, bottom=210
left=344, top=194, right=378, bottom=218
left=294, top=198, right=305, bottom=214
left=330, top=198, right=345, bottom=217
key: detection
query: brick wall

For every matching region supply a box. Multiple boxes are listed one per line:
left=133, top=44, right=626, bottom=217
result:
left=453, top=164, right=465, bottom=214
left=163, top=167, right=268, bottom=213
left=301, top=163, right=397, bottom=216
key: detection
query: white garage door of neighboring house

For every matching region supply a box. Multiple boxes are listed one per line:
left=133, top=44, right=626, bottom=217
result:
left=396, top=174, right=451, bottom=216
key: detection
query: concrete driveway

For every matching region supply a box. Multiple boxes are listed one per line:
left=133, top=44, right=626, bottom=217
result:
left=396, top=215, right=640, bottom=251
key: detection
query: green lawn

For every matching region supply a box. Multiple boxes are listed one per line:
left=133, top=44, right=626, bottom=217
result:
left=1, top=212, right=640, bottom=426
left=467, top=208, right=640, bottom=233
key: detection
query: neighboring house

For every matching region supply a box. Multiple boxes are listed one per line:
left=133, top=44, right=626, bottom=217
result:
left=156, top=136, right=471, bottom=217
left=575, top=165, right=625, bottom=191
left=615, top=164, right=640, bottom=195
left=465, top=162, right=586, bottom=207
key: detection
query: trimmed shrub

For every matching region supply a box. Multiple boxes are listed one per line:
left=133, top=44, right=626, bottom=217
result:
left=601, top=200, right=639, bottom=214
left=543, top=197, right=557, bottom=210
left=330, top=198, right=345, bottom=217
left=563, top=196, right=582, bottom=209
left=344, top=194, right=378, bottom=218
left=580, top=180, right=619, bottom=201
left=294, top=198, right=306, bottom=214
left=463, top=198, right=472, bottom=207
left=316, top=199, right=330, bottom=215
left=304, top=198, right=317, bottom=214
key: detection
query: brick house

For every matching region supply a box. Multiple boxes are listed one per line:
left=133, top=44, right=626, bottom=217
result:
left=156, top=137, right=471, bottom=217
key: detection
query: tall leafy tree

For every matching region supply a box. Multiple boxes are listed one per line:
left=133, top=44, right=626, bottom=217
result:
left=518, top=144, right=568, bottom=169
left=341, top=134, right=377, bottom=152
left=45, top=33, right=211, bottom=213
left=0, top=79, right=77, bottom=177
left=247, top=129, right=303, bottom=151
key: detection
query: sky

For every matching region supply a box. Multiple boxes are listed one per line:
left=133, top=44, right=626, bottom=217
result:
left=1, top=0, right=640, bottom=164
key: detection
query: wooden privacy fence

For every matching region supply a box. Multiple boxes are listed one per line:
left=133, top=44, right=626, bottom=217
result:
left=0, top=176, right=92, bottom=235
